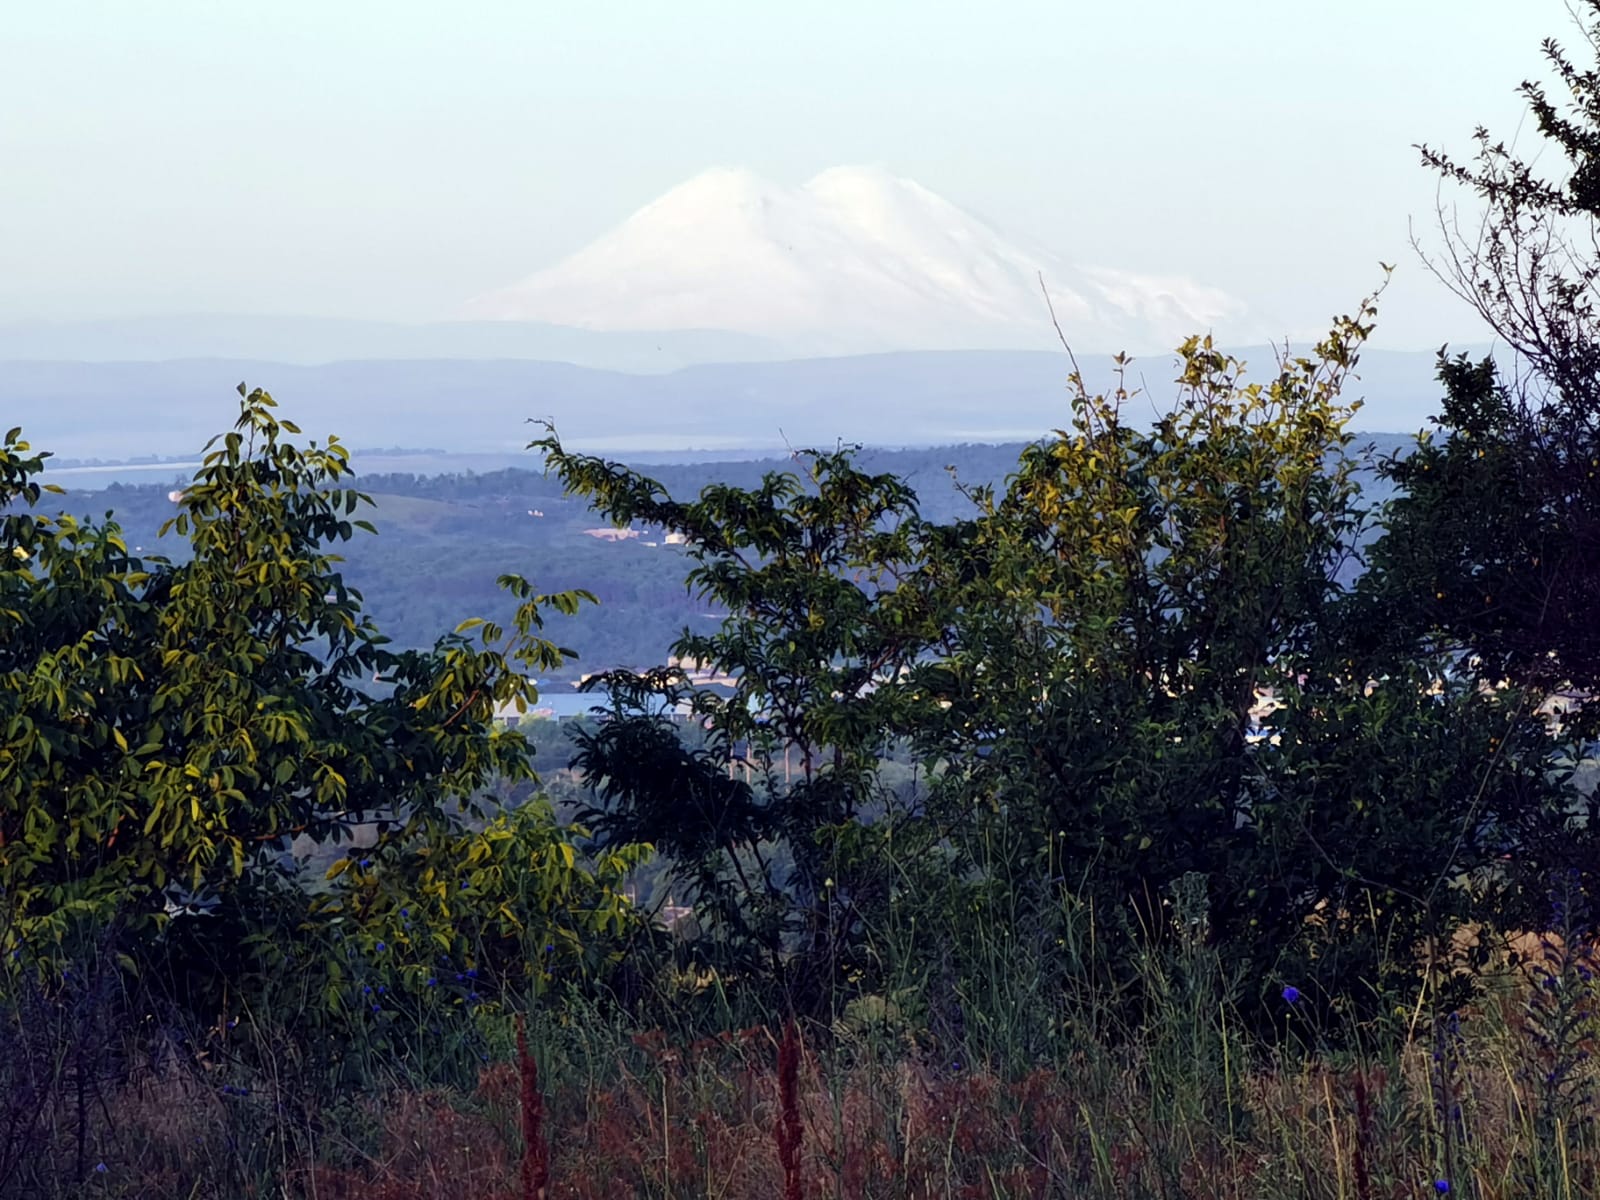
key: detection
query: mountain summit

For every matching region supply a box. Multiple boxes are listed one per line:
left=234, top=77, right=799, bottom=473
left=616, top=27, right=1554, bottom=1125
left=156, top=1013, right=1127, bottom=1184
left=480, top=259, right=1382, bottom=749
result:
left=466, top=165, right=1247, bottom=355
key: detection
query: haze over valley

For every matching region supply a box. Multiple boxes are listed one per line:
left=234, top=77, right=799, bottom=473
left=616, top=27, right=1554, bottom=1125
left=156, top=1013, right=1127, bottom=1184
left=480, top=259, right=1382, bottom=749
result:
left=5, top=165, right=1485, bottom=466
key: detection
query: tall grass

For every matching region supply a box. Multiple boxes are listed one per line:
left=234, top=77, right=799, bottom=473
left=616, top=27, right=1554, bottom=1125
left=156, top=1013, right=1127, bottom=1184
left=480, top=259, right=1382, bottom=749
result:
left=8, top=879, right=1599, bottom=1199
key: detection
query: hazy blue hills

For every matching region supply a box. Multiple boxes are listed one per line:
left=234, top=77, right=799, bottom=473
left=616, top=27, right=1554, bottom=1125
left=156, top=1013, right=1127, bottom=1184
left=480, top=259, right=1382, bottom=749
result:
left=6, top=346, right=1463, bottom=465
left=0, top=315, right=782, bottom=371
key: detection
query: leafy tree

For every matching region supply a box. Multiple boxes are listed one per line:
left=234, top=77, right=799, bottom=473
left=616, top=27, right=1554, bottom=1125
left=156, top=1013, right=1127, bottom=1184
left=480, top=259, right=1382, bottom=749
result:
left=1403, top=3, right=1600, bottom=700
left=304, top=799, right=648, bottom=1021
left=902, top=301, right=1578, bottom=1011
left=1323, top=5, right=1600, bottom=940
left=1241, top=659, right=1575, bottom=1008
left=533, top=430, right=943, bottom=1008
left=1, top=389, right=637, bottom=1005
left=906, top=314, right=1367, bottom=964
left=1353, top=355, right=1600, bottom=708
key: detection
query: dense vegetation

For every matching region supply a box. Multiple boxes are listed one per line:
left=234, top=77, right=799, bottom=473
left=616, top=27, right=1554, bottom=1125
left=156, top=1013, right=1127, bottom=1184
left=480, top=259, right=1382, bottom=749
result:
left=7, top=10, right=1600, bottom=1198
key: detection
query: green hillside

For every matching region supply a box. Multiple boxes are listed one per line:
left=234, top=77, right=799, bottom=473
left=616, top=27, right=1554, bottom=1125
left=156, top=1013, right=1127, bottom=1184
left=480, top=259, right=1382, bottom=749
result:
left=52, top=437, right=1409, bottom=680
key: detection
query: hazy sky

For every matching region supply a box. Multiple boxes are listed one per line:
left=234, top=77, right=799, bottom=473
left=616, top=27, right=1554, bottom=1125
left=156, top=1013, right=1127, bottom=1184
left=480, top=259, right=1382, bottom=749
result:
left=0, top=0, right=1577, bottom=347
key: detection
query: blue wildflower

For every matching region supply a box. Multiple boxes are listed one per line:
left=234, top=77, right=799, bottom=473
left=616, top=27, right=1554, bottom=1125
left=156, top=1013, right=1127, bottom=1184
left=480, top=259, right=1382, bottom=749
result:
left=1434, top=1182, right=1451, bottom=1195
left=94, top=1162, right=107, bottom=1174
left=1282, top=985, right=1302, bottom=1005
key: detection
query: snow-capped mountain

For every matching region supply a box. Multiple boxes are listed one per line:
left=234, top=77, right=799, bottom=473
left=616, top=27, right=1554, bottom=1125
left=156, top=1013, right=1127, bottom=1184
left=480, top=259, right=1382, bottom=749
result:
left=466, top=165, right=1247, bottom=355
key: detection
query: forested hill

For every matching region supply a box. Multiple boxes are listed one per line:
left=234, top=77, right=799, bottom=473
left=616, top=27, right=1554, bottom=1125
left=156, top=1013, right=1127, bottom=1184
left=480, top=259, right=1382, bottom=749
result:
left=52, top=436, right=1412, bottom=680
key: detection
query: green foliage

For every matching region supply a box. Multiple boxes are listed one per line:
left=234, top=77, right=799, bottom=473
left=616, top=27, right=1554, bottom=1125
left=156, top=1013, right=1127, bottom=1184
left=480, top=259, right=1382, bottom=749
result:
left=1329, top=4, right=1600, bottom=947
left=314, top=800, right=650, bottom=1010
left=1410, top=4, right=1600, bottom=704
left=535, top=429, right=943, bottom=1008
left=911, top=310, right=1422, bottom=992
left=1354, top=355, right=1600, bottom=711
left=1, top=388, right=636, bottom=1005
left=1419, top=0, right=1600, bottom=408
left=529, top=296, right=1587, bottom=1025
left=1247, top=662, right=1575, bottom=1003
left=928, top=310, right=1587, bottom=1013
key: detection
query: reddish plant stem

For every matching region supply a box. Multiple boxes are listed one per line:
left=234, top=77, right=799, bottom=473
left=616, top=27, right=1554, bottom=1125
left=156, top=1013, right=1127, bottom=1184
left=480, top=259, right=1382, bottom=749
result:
left=776, top=1019, right=804, bottom=1200
left=517, top=1013, right=550, bottom=1200
left=1352, top=1071, right=1373, bottom=1200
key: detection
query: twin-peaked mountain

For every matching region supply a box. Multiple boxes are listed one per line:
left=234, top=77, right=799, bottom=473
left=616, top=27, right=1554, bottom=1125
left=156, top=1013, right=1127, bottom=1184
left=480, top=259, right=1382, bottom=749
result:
left=466, top=165, right=1250, bottom=356
left=5, top=166, right=1463, bottom=462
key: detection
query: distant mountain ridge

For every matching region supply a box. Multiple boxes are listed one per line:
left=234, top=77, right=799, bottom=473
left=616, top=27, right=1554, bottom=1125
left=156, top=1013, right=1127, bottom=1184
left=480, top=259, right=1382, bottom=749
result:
left=0, top=315, right=781, bottom=372
left=5, top=348, right=1460, bottom=465
left=466, top=165, right=1252, bottom=355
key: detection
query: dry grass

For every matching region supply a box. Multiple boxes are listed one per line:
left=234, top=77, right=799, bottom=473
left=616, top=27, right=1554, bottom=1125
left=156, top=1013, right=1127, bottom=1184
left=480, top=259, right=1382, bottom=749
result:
left=45, top=999, right=1594, bottom=1200
left=11, top=927, right=1598, bottom=1199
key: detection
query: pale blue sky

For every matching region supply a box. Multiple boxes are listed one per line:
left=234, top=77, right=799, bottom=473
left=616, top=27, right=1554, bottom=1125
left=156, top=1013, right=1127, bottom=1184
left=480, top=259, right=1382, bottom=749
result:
left=0, top=0, right=1574, bottom=347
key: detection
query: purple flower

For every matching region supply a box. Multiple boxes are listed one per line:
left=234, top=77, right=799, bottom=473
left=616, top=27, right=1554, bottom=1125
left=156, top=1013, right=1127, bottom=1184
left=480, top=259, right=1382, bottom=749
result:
left=1434, top=1182, right=1451, bottom=1195
left=1282, top=985, right=1302, bottom=1005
